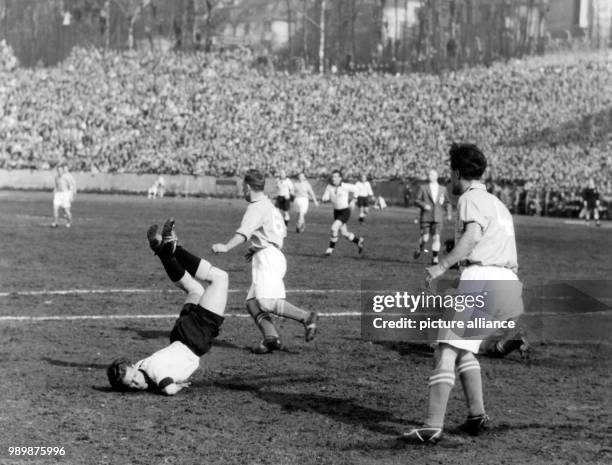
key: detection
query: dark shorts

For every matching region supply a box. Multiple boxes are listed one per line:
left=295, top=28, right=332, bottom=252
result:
left=357, top=196, right=369, bottom=208
left=420, top=221, right=441, bottom=236
left=276, top=196, right=291, bottom=211
left=333, top=208, right=351, bottom=224
left=170, top=303, right=224, bottom=357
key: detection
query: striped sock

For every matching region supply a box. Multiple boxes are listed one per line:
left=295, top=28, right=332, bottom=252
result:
left=274, top=300, right=309, bottom=323
left=424, top=369, right=455, bottom=428
left=246, top=300, right=278, bottom=339
left=457, top=359, right=485, bottom=417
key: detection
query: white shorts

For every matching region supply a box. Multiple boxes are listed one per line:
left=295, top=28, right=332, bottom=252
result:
left=438, top=265, right=522, bottom=353
left=53, top=191, right=72, bottom=210
left=246, top=246, right=286, bottom=300
left=294, top=197, right=309, bottom=215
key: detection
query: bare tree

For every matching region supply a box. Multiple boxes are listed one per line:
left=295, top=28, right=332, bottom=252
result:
left=113, top=0, right=151, bottom=49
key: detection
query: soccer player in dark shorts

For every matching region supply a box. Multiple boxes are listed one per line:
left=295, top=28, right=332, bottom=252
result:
left=581, top=178, right=601, bottom=226
left=106, top=219, right=228, bottom=395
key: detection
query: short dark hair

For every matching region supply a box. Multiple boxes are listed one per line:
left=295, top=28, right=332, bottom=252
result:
left=449, top=143, right=487, bottom=180
left=244, top=169, right=265, bottom=191
left=107, top=357, right=131, bottom=391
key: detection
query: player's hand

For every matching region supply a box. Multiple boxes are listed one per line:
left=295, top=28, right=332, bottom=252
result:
left=212, top=243, right=228, bottom=254
left=244, top=248, right=256, bottom=262
left=423, top=205, right=432, bottom=211
left=425, top=264, right=446, bottom=287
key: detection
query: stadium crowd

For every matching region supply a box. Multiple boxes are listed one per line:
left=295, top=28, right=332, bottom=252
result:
left=1, top=45, right=611, bottom=214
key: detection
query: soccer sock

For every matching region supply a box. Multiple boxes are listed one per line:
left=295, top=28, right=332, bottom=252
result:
left=174, top=245, right=200, bottom=277
left=259, top=299, right=309, bottom=323
left=329, top=237, right=338, bottom=249
left=246, top=300, right=279, bottom=339
left=424, top=369, right=455, bottom=428
left=432, top=251, right=439, bottom=259
left=457, top=359, right=485, bottom=417
left=157, top=251, right=187, bottom=283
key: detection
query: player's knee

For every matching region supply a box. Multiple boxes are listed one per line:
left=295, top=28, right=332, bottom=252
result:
left=256, top=298, right=279, bottom=314
left=422, top=233, right=430, bottom=243
left=432, top=236, right=441, bottom=249
left=208, top=267, right=229, bottom=287
left=434, top=344, right=458, bottom=370
left=456, top=350, right=476, bottom=366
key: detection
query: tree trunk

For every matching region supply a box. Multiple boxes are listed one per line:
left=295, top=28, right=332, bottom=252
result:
left=319, top=0, right=325, bottom=73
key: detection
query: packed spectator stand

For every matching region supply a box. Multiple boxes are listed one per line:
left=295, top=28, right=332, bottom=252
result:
left=0, top=43, right=610, bottom=218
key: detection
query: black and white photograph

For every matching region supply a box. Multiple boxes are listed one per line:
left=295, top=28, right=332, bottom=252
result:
left=1, top=0, right=611, bottom=464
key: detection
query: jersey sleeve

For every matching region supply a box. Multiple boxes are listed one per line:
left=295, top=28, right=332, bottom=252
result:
left=321, top=185, right=331, bottom=202
left=457, top=195, right=487, bottom=231
left=236, top=204, right=263, bottom=240
left=366, top=182, right=374, bottom=197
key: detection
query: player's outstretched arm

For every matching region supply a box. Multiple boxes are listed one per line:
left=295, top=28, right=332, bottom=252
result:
left=161, top=381, right=191, bottom=396
left=212, top=234, right=246, bottom=254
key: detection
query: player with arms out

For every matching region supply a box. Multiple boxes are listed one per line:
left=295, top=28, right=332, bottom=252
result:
left=402, top=143, right=524, bottom=444
left=212, top=169, right=317, bottom=354
left=107, top=219, right=228, bottom=395
left=355, top=173, right=375, bottom=224
left=51, top=164, right=77, bottom=228
left=413, top=169, right=452, bottom=264
left=276, top=169, right=294, bottom=226
left=581, top=178, right=601, bottom=227
left=293, top=172, right=319, bottom=233
left=321, top=170, right=365, bottom=256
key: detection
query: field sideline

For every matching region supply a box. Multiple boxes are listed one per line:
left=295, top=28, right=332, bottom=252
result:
left=1, top=191, right=611, bottom=465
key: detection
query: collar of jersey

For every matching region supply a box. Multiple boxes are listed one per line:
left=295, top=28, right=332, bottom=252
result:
left=467, top=181, right=486, bottom=191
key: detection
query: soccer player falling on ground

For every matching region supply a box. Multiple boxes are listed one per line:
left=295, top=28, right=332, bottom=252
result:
left=107, top=219, right=228, bottom=395
left=293, top=172, right=319, bottom=233
left=275, top=169, right=295, bottom=226
left=355, top=173, right=375, bottom=224
left=51, top=164, right=77, bottom=228
left=212, top=169, right=317, bottom=354
left=413, top=169, right=452, bottom=265
left=402, top=143, right=524, bottom=444
left=321, top=170, right=365, bottom=256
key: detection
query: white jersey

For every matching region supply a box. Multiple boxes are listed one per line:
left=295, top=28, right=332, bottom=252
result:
left=276, top=178, right=294, bottom=199
left=322, top=182, right=358, bottom=210
left=355, top=181, right=374, bottom=198
left=293, top=180, right=314, bottom=199
left=237, top=196, right=287, bottom=250
left=135, top=341, right=200, bottom=390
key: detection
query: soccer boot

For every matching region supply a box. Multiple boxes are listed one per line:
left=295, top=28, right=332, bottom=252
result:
left=147, top=224, right=162, bottom=253
left=399, top=427, right=443, bottom=444
left=325, top=247, right=334, bottom=256
left=251, top=337, right=282, bottom=354
left=459, top=414, right=489, bottom=436
left=304, top=312, right=318, bottom=342
left=161, top=218, right=178, bottom=254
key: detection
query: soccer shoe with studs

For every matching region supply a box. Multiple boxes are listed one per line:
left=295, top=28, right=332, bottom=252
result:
left=459, top=414, right=489, bottom=436
left=161, top=218, right=178, bottom=254
left=147, top=224, right=162, bottom=253
left=324, top=247, right=334, bottom=256
left=357, top=237, right=365, bottom=254
left=432, top=256, right=439, bottom=265
left=251, top=337, right=282, bottom=354
left=304, top=312, right=318, bottom=342
left=400, top=427, right=443, bottom=444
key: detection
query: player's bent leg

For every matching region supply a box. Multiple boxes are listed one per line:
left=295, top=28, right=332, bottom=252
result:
left=326, top=220, right=342, bottom=255
left=455, top=350, right=486, bottom=426
left=340, top=223, right=364, bottom=253
left=431, top=234, right=441, bottom=264
left=197, top=267, right=228, bottom=317
left=246, top=298, right=281, bottom=354
left=257, top=298, right=318, bottom=342
left=174, top=273, right=205, bottom=306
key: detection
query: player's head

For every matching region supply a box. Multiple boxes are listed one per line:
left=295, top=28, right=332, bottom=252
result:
left=428, top=169, right=438, bottom=183
left=449, top=143, right=487, bottom=195
left=279, top=169, right=287, bottom=179
left=588, top=178, right=595, bottom=189
left=360, top=173, right=367, bottom=182
left=107, top=358, right=148, bottom=391
left=331, top=170, right=342, bottom=186
left=243, top=169, right=265, bottom=202
left=298, top=172, right=306, bottom=182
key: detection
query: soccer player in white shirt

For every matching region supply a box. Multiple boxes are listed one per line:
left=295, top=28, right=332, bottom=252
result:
left=355, top=173, right=374, bottom=224
left=275, top=169, right=295, bottom=226
left=212, top=169, right=317, bottom=354
left=293, top=172, right=319, bottom=233
left=402, top=143, right=524, bottom=443
left=321, top=170, right=364, bottom=256
left=51, top=164, right=77, bottom=228
left=107, top=219, right=228, bottom=395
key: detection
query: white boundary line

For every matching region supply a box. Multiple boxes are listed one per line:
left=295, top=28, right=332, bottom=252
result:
left=0, top=312, right=361, bottom=322
left=0, top=288, right=357, bottom=298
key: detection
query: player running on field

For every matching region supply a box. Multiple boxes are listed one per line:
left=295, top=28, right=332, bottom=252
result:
left=321, top=170, right=365, bottom=256
left=107, top=219, right=228, bottom=395
left=212, top=169, right=317, bottom=354
left=413, top=169, right=452, bottom=265
left=402, top=143, right=525, bottom=444
left=581, top=178, right=601, bottom=227
left=293, top=172, right=319, bottom=233
left=52, top=164, right=77, bottom=228
left=275, top=169, right=294, bottom=226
